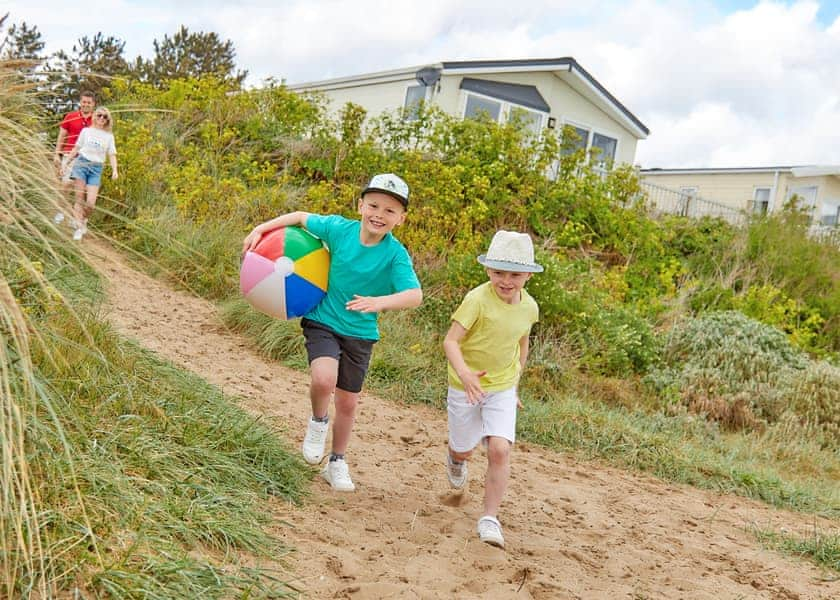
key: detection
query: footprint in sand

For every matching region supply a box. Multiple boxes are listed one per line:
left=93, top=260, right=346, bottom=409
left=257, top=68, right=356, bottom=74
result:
left=439, top=488, right=470, bottom=507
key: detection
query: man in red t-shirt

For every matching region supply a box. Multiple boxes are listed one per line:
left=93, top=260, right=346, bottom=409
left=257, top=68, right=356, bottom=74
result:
left=53, top=90, right=96, bottom=224
left=54, top=90, right=96, bottom=178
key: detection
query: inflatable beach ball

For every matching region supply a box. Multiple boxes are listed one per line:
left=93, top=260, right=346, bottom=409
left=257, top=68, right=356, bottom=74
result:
left=240, top=226, right=329, bottom=319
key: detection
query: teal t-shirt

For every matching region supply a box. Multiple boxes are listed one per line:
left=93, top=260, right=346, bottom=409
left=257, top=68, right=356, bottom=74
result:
left=304, top=215, right=420, bottom=341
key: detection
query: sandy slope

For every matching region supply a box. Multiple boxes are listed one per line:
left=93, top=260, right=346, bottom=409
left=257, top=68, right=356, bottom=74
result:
left=87, top=241, right=838, bottom=599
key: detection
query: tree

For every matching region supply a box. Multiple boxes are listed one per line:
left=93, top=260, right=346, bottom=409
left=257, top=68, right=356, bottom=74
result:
left=1, top=19, right=45, bottom=61
left=136, top=25, right=247, bottom=87
left=43, top=33, right=130, bottom=114
left=0, top=15, right=46, bottom=88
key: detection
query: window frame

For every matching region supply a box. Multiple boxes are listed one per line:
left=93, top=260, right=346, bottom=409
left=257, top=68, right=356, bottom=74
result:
left=560, top=122, right=591, bottom=156
left=590, top=131, right=619, bottom=167
left=752, top=186, right=771, bottom=214
left=786, top=185, right=819, bottom=212
left=403, top=84, right=430, bottom=121
left=460, top=90, right=547, bottom=133
left=560, top=118, right=620, bottom=168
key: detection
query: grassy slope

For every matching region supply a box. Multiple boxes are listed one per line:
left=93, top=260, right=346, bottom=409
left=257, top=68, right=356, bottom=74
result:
left=0, top=96, right=311, bottom=600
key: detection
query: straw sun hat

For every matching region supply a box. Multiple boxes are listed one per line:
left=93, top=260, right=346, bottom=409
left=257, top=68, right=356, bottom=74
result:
left=477, top=230, right=543, bottom=273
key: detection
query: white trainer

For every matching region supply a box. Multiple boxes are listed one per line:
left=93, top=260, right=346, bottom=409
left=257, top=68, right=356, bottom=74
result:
left=321, top=458, right=355, bottom=492
left=477, top=516, right=505, bottom=548
left=72, top=226, right=86, bottom=241
left=301, top=418, right=328, bottom=464
left=53, top=212, right=65, bottom=225
left=446, top=453, right=468, bottom=489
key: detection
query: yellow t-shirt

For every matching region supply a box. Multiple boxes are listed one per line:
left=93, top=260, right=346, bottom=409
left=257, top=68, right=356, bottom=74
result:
left=447, top=281, right=539, bottom=392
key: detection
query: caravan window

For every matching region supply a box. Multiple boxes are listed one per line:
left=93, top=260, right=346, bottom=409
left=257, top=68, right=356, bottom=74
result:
left=753, top=187, right=771, bottom=214
left=508, top=106, right=543, bottom=135
left=464, top=93, right=502, bottom=122
left=561, top=125, right=590, bottom=155
left=591, top=133, right=617, bottom=166
left=786, top=185, right=818, bottom=210
left=404, top=85, right=427, bottom=121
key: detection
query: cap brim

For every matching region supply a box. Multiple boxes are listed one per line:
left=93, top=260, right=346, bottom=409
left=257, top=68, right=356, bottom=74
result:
left=477, top=255, right=543, bottom=273
left=362, top=187, right=408, bottom=207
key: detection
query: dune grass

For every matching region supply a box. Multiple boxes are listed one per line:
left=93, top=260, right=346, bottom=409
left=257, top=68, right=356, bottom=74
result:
left=0, top=63, right=311, bottom=597
left=754, top=526, right=840, bottom=574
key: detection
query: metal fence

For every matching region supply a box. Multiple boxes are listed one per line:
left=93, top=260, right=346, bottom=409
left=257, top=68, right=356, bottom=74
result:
left=809, top=224, right=840, bottom=246
left=636, top=180, right=840, bottom=247
left=638, top=181, right=747, bottom=225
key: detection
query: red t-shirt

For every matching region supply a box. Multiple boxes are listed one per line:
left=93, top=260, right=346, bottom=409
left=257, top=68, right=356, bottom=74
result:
left=59, top=110, right=93, bottom=153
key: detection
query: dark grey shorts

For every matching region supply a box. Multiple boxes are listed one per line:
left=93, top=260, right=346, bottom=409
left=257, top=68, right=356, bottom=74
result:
left=301, top=318, right=375, bottom=393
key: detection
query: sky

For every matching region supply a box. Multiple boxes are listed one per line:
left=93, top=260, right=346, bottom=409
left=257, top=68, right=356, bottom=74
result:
left=5, top=0, right=840, bottom=168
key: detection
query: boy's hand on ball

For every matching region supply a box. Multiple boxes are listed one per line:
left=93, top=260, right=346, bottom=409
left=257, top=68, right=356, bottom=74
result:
left=242, top=229, right=262, bottom=254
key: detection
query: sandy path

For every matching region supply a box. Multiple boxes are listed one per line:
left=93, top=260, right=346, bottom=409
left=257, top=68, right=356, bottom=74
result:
left=88, top=241, right=838, bottom=599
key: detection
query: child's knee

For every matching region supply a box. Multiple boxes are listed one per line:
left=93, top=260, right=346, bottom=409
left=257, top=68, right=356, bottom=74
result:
left=310, top=362, right=338, bottom=392
left=310, top=373, right=335, bottom=393
left=486, top=437, right=511, bottom=464
left=334, top=391, right=359, bottom=415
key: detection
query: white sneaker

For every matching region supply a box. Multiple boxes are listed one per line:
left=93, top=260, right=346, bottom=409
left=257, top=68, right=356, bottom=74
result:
left=321, top=458, right=355, bottom=492
left=301, top=418, right=328, bottom=464
left=72, top=226, right=86, bottom=241
left=446, top=453, right=468, bottom=489
left=477, top=516, right=505, bottom=548
left=53, top=212, right=65, bottom=225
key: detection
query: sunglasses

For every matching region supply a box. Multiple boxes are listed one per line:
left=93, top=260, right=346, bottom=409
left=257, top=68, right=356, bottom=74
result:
left=95, top=114, right=109, bottom=120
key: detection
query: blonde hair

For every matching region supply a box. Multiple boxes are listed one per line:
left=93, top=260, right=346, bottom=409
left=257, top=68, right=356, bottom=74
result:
left=93, top=107, right=113, bottom=132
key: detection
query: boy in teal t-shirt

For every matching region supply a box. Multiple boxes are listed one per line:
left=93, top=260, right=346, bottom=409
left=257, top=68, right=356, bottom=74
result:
left=243, top=174, right=422, bottom=492
left=443, top=231, right=541, bottom=549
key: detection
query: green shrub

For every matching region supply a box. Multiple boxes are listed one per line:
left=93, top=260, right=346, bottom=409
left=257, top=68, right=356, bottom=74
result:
left=744, top=210, right=840, bottom=352
left=689, top=282, right=736, bottom=313
left=774, top=361, right=840, bottom=447
left=647, top=311, right=808, bottom=429
left=733, top=284, right=825, bottom=352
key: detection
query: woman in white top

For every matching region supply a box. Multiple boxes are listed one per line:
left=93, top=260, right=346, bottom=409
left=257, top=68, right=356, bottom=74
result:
left=65, top=107, right=118, bottom=240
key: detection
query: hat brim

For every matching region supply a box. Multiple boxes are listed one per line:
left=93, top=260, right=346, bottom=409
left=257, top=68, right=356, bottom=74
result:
left=361, top=186, right=408, bottom=207
left=477, top=255, right=543, bottom=273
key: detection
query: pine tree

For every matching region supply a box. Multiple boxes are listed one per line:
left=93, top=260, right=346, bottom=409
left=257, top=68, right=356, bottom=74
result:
left=43, top=32, right=130, bottom=114
left=136, top=25, right=247, bottom=87
left=0, top=15, right=46, bottom=90
left=1, top=20, right=45, bottom=61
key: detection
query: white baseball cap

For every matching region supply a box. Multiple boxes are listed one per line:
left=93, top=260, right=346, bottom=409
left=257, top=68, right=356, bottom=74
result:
left=362, top=173, right=410, bottom=207
left=477, top=230, right=543, bottom=273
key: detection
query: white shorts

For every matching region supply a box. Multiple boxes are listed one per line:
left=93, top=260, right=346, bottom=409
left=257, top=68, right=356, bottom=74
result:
left=60, top=154, right=76, bottom=183
left=447, top=386, right=518, bottom=452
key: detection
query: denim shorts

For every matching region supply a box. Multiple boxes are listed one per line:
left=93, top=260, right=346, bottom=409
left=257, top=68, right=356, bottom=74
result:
left=301, top=318, right=374, bottom=393
left=70, top=156, right=103, bottom=186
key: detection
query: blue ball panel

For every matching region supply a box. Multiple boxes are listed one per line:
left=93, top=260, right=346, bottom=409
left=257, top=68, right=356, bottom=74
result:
left=285, top=273, right=327, bottom=318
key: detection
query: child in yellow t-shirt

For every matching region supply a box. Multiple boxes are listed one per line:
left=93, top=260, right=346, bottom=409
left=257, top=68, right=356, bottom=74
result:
left=443, top=230, right=542, bottom=549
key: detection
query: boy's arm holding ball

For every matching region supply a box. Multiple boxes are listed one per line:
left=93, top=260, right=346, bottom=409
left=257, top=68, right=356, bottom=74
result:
left=243, top=211, right=312, bottom=253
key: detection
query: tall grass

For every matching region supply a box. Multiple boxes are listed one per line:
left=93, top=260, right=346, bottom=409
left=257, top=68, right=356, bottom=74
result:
left=1, top=61, right=310, bottom=597
left=1, top=59, right=68, bottom=598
